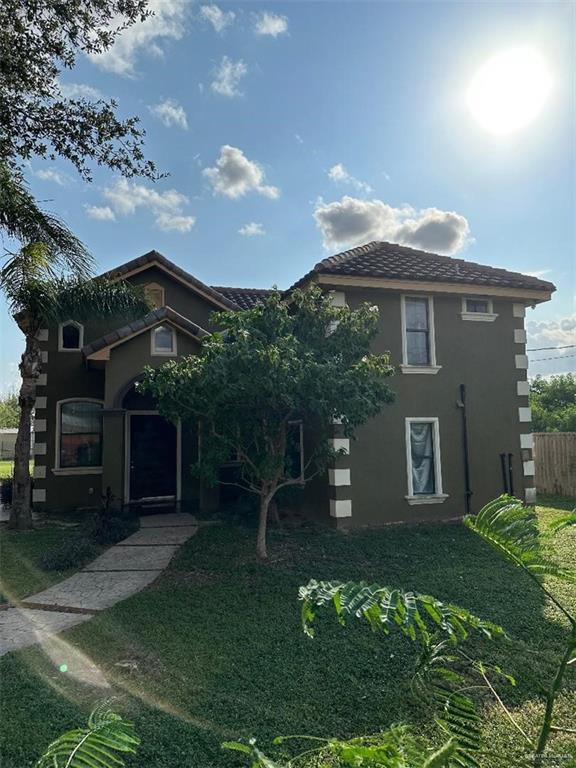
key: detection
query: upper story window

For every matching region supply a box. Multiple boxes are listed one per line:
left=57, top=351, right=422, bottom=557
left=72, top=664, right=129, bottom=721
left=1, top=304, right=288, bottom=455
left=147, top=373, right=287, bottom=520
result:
left=58, top=320, right=83, bottom=351
left=144, top=282, right=165, bottom=309
left=151, top=325, right=176, bottom=356
left=401, top=296, right=440, bottom=374
left=404, top=417, right=447, bottom=504
left=461, top=297, right=498, bottom=322
left=58, top=400, right=103, bottom=469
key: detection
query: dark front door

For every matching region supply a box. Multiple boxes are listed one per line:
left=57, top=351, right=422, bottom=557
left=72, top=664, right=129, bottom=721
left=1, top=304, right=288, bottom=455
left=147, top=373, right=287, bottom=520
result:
left=129, top=414, right=177, bottom=500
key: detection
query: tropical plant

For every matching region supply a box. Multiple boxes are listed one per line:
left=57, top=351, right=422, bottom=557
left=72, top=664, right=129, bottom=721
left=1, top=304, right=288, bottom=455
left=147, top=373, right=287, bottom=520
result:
left=2, top=244, right=150, bottom=529
left=142, top=286, right=395, bottom=558
left=464, top=495, right=576, bottom=763
left=35, top=703, right=140, bottom=768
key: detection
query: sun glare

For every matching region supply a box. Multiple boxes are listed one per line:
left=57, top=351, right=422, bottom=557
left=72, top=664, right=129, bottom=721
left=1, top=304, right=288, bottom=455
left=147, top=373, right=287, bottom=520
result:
left=467, top=47, right=552, bottom=135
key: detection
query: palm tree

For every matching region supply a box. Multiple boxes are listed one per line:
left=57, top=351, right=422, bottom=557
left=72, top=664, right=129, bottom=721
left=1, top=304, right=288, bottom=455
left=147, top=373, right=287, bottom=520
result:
left=2, top=253, right=150, bottom=530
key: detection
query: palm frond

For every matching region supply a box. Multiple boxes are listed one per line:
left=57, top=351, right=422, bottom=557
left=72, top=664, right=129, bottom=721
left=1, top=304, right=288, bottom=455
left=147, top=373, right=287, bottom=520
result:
left=0, top=164, right=92, bottom=277
left=51, top=277, right=151, bottom=325
left=464, top=496, right=575, bottom=583
left=548, top=510, right=576, bottom=536
left=36, top=703, right=140, bottom=768
left=299, top=580, right=504, bottom=644
left=434, top=691, right=481, bottom=768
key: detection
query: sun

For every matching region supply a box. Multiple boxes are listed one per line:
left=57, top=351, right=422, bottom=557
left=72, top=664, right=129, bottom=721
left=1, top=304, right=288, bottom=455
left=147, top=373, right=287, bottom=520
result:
left=467, top=47, right=552, bottom=135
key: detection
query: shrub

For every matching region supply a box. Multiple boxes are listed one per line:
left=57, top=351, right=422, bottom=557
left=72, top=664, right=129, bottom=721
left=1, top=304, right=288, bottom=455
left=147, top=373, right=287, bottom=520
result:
left=87, top=511, right=139, bottom=545
left=40, top=536, right=98, bottom=571
left=0, top=476, right=13, bottom=505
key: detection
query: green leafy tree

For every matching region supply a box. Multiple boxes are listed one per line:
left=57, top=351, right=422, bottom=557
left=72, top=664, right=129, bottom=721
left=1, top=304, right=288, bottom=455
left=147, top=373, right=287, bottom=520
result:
left=2, top=244, right=150, bottom=530
left=0, top=0, right=159, bottom=181
left=142, top=287, right=395, bottom=559
left=0, top=392, right=19, bottom=428
left=530, top=374, right=576, bottom=433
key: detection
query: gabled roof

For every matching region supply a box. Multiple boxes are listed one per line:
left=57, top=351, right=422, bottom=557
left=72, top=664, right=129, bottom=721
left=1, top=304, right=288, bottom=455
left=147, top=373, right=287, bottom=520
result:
left=102, top=250, right=242, bottom=311
left=210, top=286, right=276, bottom=310
left=82, top=306, right=209, bottom=360
left=290, top=241, right=556, bottom=298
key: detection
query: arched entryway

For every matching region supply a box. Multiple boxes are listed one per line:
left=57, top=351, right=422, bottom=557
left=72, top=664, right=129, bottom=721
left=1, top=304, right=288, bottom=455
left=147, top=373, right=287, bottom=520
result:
left=121, top=382, right=181, bottom=505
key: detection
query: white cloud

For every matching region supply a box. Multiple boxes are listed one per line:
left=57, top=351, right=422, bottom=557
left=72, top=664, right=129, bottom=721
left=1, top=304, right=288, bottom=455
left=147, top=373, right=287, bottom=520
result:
left=203, top=145, right=280, bottom=199
left=328, top=163, right=372, bottom=194
left=149, top=98, right=188, bottom=129
left=239, top=222, right=266, bottom=237
left=200, top=4, right=235, bottom=32
left=313, top=195, right=470, bottom=254
left=59, top=82, right=104, bottom=100
left=254, top=11, right=288, bottom=37
left=211, top=56, right=247, bottom=97
left=88, top=0, right=187, bottom=76
left=527, top=315, right=576, bottom=376
left=85, top=205, right=116, bottom=221
left=94, top=178, right=195, bottom=232
left=34, top=168, right=71, bottom=186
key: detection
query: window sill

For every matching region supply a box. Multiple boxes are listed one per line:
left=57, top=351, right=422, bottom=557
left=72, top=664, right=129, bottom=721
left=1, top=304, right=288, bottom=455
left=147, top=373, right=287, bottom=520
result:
left=58, top=348, right=82, bottom=353
left=52, top=467, right=103, bottom=476
left=400, top=365, right=442, bottom=375
left=460, top=312, right=498, bottom=322
left=405, top=494, right=449, bottom=505
left=151, top=351, right=177, bottom=357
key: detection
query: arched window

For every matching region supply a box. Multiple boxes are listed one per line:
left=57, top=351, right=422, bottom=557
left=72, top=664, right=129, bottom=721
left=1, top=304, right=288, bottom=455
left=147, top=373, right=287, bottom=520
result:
left=57, top=400, right=103, bottom=469
left=58, top=320, right=84, bottom=351
left=151, top=325, right=176, bottom=356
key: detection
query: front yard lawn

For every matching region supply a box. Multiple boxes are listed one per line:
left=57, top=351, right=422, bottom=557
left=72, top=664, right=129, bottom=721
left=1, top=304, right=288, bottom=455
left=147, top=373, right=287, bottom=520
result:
left=0, top=497, right=574, bottom=767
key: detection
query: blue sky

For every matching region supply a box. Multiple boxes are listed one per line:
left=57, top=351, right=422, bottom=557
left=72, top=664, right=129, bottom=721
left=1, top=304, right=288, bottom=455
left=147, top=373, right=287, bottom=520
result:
left=1, top=0, right=574, bottom=391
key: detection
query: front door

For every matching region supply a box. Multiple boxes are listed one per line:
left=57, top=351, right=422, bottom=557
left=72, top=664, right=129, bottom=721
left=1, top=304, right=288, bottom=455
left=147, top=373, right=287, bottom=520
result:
left=129, top=414, right=177, bottom=501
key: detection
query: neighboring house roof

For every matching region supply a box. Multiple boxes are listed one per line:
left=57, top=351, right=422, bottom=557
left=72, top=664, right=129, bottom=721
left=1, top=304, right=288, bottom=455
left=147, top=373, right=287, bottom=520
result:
left=210, top=286, right=276, bottom=310
left=290, top=241, right=556, bottom=296
left=101, top=250, right=242, bottom=311
left=82, top=306, right=210, bottom=360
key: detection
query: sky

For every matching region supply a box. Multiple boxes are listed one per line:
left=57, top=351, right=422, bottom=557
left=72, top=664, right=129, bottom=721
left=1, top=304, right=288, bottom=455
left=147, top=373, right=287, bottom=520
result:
left=1, top=0, right=574, bottom=392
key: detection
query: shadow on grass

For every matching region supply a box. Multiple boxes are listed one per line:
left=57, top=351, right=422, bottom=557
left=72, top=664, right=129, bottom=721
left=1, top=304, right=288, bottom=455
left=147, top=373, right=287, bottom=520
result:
left=0, top=509, right=574, bottom=768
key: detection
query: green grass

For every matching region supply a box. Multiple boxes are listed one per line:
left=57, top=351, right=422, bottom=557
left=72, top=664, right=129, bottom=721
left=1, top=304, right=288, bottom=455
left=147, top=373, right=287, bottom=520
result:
left=0, top=517, right=89, bottom=602
left=0, top=459, right=34, bottom=479
left=0, top=496, right=574, bottom=767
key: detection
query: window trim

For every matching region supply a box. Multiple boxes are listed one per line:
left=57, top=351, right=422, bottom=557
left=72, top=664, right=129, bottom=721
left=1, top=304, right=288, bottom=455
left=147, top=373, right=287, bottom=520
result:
left=144, top=282, right=165, bottom=309
left=400, top=295, right=441, bottom=374
left=460, top=296, right=498, bottom=322
left=58, top=320, right=84, bottom=352
left=150, top=324, right=177, bottom=356
left=53, top=398, right=103, bottom=474
left=404, top=417, right=448, bottom=505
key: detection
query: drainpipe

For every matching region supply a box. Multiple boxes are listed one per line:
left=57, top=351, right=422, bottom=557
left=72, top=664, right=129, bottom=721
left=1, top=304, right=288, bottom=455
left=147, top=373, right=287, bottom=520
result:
left=500, top=453, right=508, bottom=493
left=507, top=452, right=515, bottom=496
left=457, top=384, right=473, bottom=515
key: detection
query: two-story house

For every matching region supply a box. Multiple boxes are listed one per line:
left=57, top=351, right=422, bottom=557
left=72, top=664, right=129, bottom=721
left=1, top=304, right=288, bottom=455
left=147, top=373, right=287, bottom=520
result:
left=31, top=241, right=555, bottom=527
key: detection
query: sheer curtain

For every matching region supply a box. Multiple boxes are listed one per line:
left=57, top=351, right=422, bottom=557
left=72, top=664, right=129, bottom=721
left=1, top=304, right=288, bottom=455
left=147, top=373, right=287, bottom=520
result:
left=410, top=422, right=435, bottom=494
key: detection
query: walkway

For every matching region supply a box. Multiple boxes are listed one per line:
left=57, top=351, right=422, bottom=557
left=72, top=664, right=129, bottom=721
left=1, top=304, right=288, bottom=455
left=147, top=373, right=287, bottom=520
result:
left=0, top=512, right=197, bottom=656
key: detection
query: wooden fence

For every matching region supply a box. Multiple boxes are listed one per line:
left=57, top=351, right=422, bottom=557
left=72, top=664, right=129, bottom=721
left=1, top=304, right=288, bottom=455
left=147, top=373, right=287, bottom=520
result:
left=533, top=432, right=576, bottom=499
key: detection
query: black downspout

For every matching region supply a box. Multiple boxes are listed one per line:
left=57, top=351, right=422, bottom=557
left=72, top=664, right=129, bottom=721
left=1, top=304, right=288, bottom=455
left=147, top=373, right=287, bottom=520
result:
left=500, top=453, right=508, bottom=493
left=508, top=452, right=515, bottom=496
left=459, top=384, right=473, bottom=515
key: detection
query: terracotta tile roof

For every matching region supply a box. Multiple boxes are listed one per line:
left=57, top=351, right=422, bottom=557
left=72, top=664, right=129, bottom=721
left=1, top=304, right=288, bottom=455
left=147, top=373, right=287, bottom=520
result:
left=210, top=286, right=275, bottom=310
left=82, top=306, right=209, bottom=358
left=290, top=241, right=556, bottom=294
left=102, top=250, right=242, bottom=310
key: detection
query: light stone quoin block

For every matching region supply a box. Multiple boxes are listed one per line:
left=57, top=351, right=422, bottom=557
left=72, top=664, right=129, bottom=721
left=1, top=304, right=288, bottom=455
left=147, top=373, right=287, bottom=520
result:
left=34, top=419, right=46, bottom=433
left=330, top=438, right=349, bottom=454
left=520, top=434, right=534, bottom=450
left=40, top=350, right=48, bottom=363
left=33, top=466, right=46, bottom=479
left=517, top=381, right=530, bottom=396
left=518, top=407, right=532, bottom=423
left=36, top=329, right=49, bottom=341
left=36, top=373, right=47, bottom=386
left=515, top=355, right=528, bottom=369
left=513, top=304, right=526, bottom=318
left=34, top=396, right=47, bottom=409
left=514, top=329, right=527, bottom=344
left=32, top=489, right=46, bottom=503
left=328, top=468, right=351, bottom=486
left=330, top=499, right=352, bottom=518
left=523, top=460, right=535, bottom=477
left=34, top=442, right=47, bottom=456
left=525, top=487, right=537, bottom=504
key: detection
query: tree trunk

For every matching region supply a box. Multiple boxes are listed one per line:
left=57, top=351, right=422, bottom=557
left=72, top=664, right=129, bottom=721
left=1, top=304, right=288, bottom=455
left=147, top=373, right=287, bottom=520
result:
left=9, top=333, right=41, bottom=530
left=256, top=493, right=272, bottom=559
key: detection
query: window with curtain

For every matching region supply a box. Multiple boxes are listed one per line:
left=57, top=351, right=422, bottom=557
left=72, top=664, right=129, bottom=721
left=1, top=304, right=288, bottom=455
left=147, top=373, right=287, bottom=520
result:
left=409, top=421, right=436, bottom=495
left=465, top=298, right=490, bottom=313
left=405, top=298, right=430, bottom=365
left=59, top=401, right=103, bottom=468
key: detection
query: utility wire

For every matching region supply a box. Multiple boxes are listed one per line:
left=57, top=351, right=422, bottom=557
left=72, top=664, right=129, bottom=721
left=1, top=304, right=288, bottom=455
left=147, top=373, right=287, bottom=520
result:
left=527, top=344, right=576, bottom=352
left=531, top=352, right=576, bottom=362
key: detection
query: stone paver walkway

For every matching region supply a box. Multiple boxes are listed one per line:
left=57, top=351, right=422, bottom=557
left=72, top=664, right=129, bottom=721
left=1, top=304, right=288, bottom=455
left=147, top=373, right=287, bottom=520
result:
left=0, top=512, right=197, bottom=656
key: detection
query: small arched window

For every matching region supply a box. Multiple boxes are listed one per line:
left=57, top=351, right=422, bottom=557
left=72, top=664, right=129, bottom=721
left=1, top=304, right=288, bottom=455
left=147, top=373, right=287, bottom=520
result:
left=151, top=325, right=176, bottom=356
left=58, top=321, right=84, bottom=351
